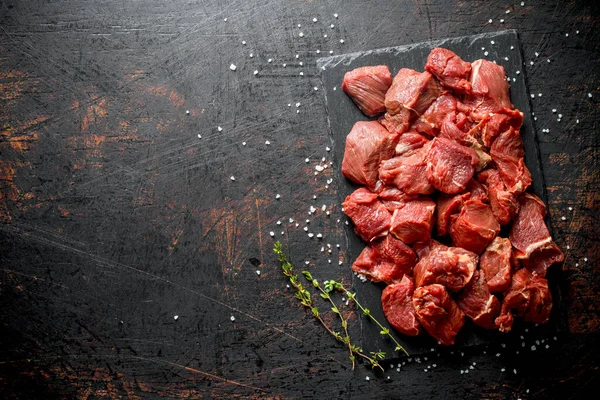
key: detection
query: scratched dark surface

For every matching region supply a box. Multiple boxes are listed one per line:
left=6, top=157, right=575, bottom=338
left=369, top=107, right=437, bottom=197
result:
left=0, top=1, right=598, bottom=399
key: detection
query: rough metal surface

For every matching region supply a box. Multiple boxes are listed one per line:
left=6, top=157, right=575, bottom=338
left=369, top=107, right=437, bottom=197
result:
left=0, top=1, right=598, bottom=398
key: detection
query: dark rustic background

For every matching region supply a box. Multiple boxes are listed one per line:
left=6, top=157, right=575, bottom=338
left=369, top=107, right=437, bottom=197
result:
left=0, top=1, right=598, bottom=399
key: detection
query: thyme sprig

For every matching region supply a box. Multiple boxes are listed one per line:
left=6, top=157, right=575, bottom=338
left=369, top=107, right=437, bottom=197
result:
left=274, top=241, right=408, bottom=370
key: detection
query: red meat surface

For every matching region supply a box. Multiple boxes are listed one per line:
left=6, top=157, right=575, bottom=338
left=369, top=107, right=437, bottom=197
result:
left=394, top=131, right=430, bottom=156
left=480, top=109, right=524, bottom=148
left=436, top=192, right=470, bottom=236
left=466, top=179, right=489, bottom=203
left=490, top=127, right=532, bottom=194
left=479, top=168, right=519, bottom=225
left=352, top=235, right=417, bottom=283
left=413, top=284, right=465, bottom=345
left=389, top=197, right=436, bottom=244
left=425, top=48, right=472, bottom=93
left=341, top=121, right=398, bottom=188
left=379, top=144, right=435, bottom=195
left=413, top=93, right=458, bottom=136
left=382, top=276, right=421, bottom=336
left=479, top=237, right=515, bottom=293
left=413, top=241, right=478, bottom=292
left=385, top=68, right=442, bottom=116
left=509, top=193, right=564, bottom=276
left=342, top=188, right=391, bottom=242
left=439, top=112, right=491, bottom=171
left=342, top=65, right=393, bottom=117
left=426, top=137, right=478, bottom=194
left=465, top=59, right=512, bottom=118
left=377, top=186, right=418, bottom=212
left=379, top=109, right=412, bottom=135
left=456, top=270, right=501, bottom=329
left=495, top=269, right=552, bottom=332
left=450, top=199, right=500, bottom=254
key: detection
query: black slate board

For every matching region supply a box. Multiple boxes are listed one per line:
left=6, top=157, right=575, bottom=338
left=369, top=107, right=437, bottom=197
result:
left=317, top=30, right=564, bottom=358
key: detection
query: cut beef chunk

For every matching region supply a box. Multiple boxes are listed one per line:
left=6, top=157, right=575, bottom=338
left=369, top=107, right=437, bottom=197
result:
left=479, top=168, right=519, bottom=225
left=341, top=121, right=398, bottom=188
left=413, top=93, right=458, bottom=136
left=380, top=109, right=412, bottom=135
left=480, top=237, right=515, bottom=293
left=385, top=69, right=442, bottom=117
left=466, top=179, right=489, bottom=203
left=352, top=235, right=417, bottom=283
left=436, top=193, right=470, bottom=236
left=394, top=131, right=429, bottom=156
left=509, top=193, right=564, bottom=276
left=439, top=112, right=491, bottom=171
left=413, top=284, right=465, bottom=345
left=426, top=137, right=478, bottom=194
left=425, top=48, right=472, bottom=94
left=382, top=276, right=422, bottom=336
left=379, top=144, right=434, bottom=195
left=450, top=199, right=500, bottom=254
left=343, top=188, right=391, bottom=242
left=413, top=239, right=445, bottom=260
left=390, top=197, right=436, bottom=244
left=342, top=65, right=393, bottom=117
left=413, top=241, right=477, bottom=292
left=377, top=186, right=418, bottom=212
left=480, top=109, right=524, bottom=148
left=490, top=127, right=532, bottom=194
left=465, top=59, right=512, bottom=118
left=495, top=269, right=552, bottom=332
left=456, top=270, right=501, bottom=329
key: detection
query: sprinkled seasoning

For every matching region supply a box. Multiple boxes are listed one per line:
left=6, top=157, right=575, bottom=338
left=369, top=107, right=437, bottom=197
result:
left=299, top=72, right=304, bottom=76
left=313, top=17, right=318, bottom=22
left=282, top=63, right=286, bottom=67
left=500, top=19, right=504, bottom=23
left=268, top=58, right=273, bottom=63
left=316, top=49, right=321, bottom=54
left=329, top=50, right=334, bottom=54
left=276, top=194, right=281, bottom=200
left=330, top=24, right=335, bottom=28
left=588, top=93, right=593, bottom=98
left=488, top=19, right=493, bottom=23
left=256, top=270, right=261, bottom=275
left=491, top=40, right=495, bottom=44
left=254, top=70, right=259, bottom=75
left=242, top=142, right=246, bottom=146
left=229, top=64, right=237, bottom=71
left=299, top=32, right=304, bottom=37
left=334, top=13, right=339, bottom=18
left=250, top=53, right=253, bottom=57
left=265, top=140, right=271, bottom=145
left=269, top=231, right=275, bottom=237
left=230, top=176, right=235, bottom=181
left=218, top=126, right=223, bottom=132
left=340, top=39, right=345, bottom=44
left=185, top=110, right=190, bottom=115
left=174, top=315, right=179, bottom=320
left=223, top=18, right=228, bottom=22
left=230, top=315, right=236, bottom=321
left=197, top=134, right=202, bottom=138
left=314, top=87, right=318, bottom=91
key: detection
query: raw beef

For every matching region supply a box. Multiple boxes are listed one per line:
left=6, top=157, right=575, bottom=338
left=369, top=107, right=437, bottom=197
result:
left=490, top=127, right=532, bottom=194
left=413, top=93, right=458, bottom=136
left=439, top=112, right=492, bottom=171
left=480, top=109, right=524, bottom=148
left=465, top=59, right=513, bottom=118
left=413, top=242, right=478, bottom=292
left=380, top=109, right=412, bottom=135
left=426, top=137, right=478, bottom=194
left=381, top=276, right=421, bottom=336
left=495, top=268, right=552, bottom=332
left=377, top=186, right=418, bottom=212
left=425, top=48, right=472, bottom=94
left=389, top=197, right=436, bottom=244
left=479, top=237, right=515, bottom=293
left=413, top=284, right=465, bottom=345
left=385, top=68, right=442, bottom=116
left=342, top=188, right=391, bottom=242
left=436, top=193, right=469, bottom=236
left=479, top=168, right=519, bottom=225
left=394, top=131, right=430, bottom=156
left=341, top=121, right=398, bottom=188
left=456, top=270, right=501, bottom=329
left=509, top=193, right=564, bottom=276
left=352, top=235, right=417, bottom=283
left=342, top=65, right=393, bottom=117
left=379, top=144, right=435, bottom=195
left=450, top=199, right=500, bottom=254
left=466, top=179, right=489, bottom=203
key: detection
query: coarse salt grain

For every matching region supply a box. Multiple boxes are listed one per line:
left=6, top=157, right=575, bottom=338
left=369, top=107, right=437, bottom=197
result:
left=334, top=13, right=338, bottom=18
left=269, top=231, right=275, bottom=237
left=314, top=87, right=318, bottom=91
left=230, top=315, right=235, bottom=321
left=491, top=40, right=495, bottom=44
left=230, top=176, right=235, bottom=181
left=588, top=93, right=593, bottom=98
left=268, top=58, right=272, bottom=63
left=256, top=270, right=261, bottom=275
left=253, top=70, right=258, bottom=75
left=313, top=17, right=317, bottom=22
left=265, top=140, right=270, bottom=145
left=242, top=142, right=246, bottom=145
left=299, top=32, right=304, bottom=37
left=197, top=134, right=202, bottom=138
left=340, top=39, right=345, bottom=43
left=218, top=126, right=223, bottom=132
left=488, top=19, right=493, bottom=23
left=229, top=64, right=237, bottom=71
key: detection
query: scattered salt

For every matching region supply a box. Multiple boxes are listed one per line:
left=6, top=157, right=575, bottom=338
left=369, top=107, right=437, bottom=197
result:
left=312, top=17, right=318, bottom=22
left=230, top=315, right=236, bottom=321
left=253, top=70, right=258, bottom=75
left=230, top=176, right=235, bottom=181
left=174, top=315, right=179, bottom=320
left=256, top=270, right=261, bottom=275
left=268, top=58, right=272, bottom=63
left=229, top=64, right=237, bottom=71
left=488, top=19, right=493, bottom=23
left=299, top=32, right=304, bottom=37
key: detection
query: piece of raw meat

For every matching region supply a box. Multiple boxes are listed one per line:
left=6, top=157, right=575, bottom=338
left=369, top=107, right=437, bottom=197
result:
left=381, top=276, right=422, bottom=336
left=426, top=137, right=478, bottom=194
left=450, top=199, right=500, bottom=254
left=495, top=268, right=552, bottom=332
left=480, top=109, right=524, bottom=148
left=490, top=127, right=532, bottom=194
left=394, top=131, right=429, bottom=156
left=379, top=109, right=412, bottom=135
left=389, top=197, right=436, bottom=244
left=413, top=241, right=478, bottom=292
left=479, top=168, right=519, bottom=225
left=456, top=270, right=501, bottom=329
left=465, top=59, right=513, bottom=118
left=413, top=93, right=458, bottom=136
left=509, top=193, right=564, bottom=276
left=379, top=144, right=435, bottom=195
left=377, top=186, right=418, bottom=212
left=479, top=237, right=515, bottom=293
left=385, top=68, right=443, bottom=117
left=341, top=121, right=398, bottom=188
left=439, top=112, right=492, bottom=171
left=352, top=235, right=417, bottom=283
left=466, top=179, right=489, bottom=203
left=342, top=188, right=391, bottom=242
left=413, top=284, right=465, bottom=345
left=425, top=48, right=472, bottom=94
left=436, top=193, right=470, bottom=236
left=342, top=65, right=393, bottom=117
